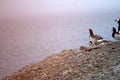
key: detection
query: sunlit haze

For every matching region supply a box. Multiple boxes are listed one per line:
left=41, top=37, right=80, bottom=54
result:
left=0, top=0, right=120, bottom=17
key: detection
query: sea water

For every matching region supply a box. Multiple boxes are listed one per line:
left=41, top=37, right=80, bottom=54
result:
left=0, top=10, right=120, bottom=79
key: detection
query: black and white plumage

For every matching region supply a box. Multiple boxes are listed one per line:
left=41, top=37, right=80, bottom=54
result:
left=112, top=27, right=120, bottom=40
left=89, top=28, right=104, bottom=45
left=115, top=18, right=120, bottom=33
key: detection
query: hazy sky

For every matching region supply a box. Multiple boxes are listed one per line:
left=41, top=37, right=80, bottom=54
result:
left=0, top=0, right=120, bottom=17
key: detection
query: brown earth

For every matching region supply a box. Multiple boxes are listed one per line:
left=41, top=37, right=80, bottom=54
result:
left=2, top=41, right=120, bottom=80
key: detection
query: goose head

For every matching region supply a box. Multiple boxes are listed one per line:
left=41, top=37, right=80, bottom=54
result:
left=89, top=28, right=94, bottom=36
left=115, top=18, right=120, bottom=23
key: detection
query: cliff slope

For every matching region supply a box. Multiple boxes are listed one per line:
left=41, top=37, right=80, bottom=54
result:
left=3, top=41, right=120, bottom=80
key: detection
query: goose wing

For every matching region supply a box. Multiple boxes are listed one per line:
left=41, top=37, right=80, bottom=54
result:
left=114, top=33, right=120, bottom=40
left=94, top=34, right=103, bottom=40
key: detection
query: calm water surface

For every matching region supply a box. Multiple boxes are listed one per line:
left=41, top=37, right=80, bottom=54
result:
left=0, top=11, right=120, bottom=79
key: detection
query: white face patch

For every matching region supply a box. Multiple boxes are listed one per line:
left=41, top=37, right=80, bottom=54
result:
left=116, top=18, right=120, bottom=22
